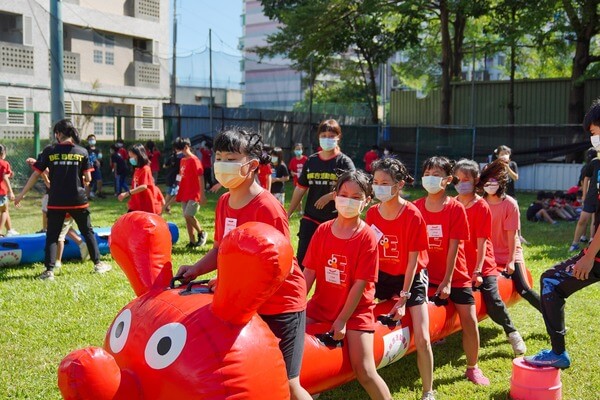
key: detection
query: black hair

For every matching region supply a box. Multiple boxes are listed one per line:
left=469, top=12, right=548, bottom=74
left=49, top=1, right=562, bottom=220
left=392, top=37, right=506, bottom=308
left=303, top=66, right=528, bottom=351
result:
left=422, top=156, right=456, bottom=184
left=270, top=147, right=284, bottom=166
left=146, top=140, right=156, bottom=152
left=494, top=145, right=512, bottom=156
left=479, top=159, right=508, bottom=197
left=53, top=119, right=81, bottom=144
left=371, top=145, right=379, bottom=151
left=537, top=191, right=546, bottom=200
left=173, top=137, right=191, bottom=151
left=371, top=157, right=414, bottom=184
left=453, top=158, right=480, bottom=180
left=293, top=143, right=303, bottom=149
left=586, top=147, right=597, bottom=163
left=87, top=134, right=96, bottom=140
left=554, top=190, right=565, bottom=199
left=583, top=99, right=600, bottom=132
left=110, top=144, right=118, bottom=152
left=213, top=128, right=271, bottom=165
left=317, top=119, right=342, bottom=137
left=129, top=143, right=150, bottom=168
left=335, top=169, right=373, bottom=198
left=0, top=144, right=5, bottom=156
left=543, top=191, right=554, bottom=200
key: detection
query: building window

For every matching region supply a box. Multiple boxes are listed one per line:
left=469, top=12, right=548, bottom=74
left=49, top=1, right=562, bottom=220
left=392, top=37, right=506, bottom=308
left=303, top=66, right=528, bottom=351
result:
left=7, top=96, right=25, bottom=125
left=93, top=121, right=103, bottom=136
left=105, top=52, right=114, bottom=65
left=93, top=50, right=103, bottom=64
left=64, top=100, right=73, bottom=116
left=104, top=35, right=115, bottom=48
left=105, top=120, right=114, bottom=136
left=141, top=106, right=154, bottom=130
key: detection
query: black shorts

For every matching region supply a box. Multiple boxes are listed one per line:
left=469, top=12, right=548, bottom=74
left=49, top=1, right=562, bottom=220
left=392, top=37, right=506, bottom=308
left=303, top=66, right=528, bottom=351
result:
left=260, top=310, right=306, bottom=379
left=375, top=270, right=428, bottom=307
left=583, top=194, right=598, bottom=214
left=429, top=284, right=475, bottom=305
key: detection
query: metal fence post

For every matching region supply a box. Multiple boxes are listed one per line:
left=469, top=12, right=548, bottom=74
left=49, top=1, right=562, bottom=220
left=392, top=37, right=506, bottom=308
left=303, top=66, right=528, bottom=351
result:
left=116, top=116, right=122, bottom=141
left=471, top=126, right=476, bottom=159
left=33, top=112, right=40, bottom=156
left=415, top=126, right=420, bottom=182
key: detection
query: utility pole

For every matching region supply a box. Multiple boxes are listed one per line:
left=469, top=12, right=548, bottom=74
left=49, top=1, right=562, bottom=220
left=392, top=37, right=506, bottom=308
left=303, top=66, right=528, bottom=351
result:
left=209, top=28, right=213, bottom=136
left=308, top=53, right=314, bottom=150
left=171, top=0, right=177, bottom=103
left=50, top=0, right=64, bottom=124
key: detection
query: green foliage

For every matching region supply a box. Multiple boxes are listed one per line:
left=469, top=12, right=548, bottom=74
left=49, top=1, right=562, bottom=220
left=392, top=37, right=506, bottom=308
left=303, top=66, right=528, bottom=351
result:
left=1, top=189, right=600, bottom=399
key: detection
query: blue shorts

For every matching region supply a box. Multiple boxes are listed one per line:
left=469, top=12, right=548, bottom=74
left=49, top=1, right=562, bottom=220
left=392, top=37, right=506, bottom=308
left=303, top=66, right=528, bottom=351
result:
left=0, top=195, right=7, bottom=209
left=167, top=184, right=179, bottom=196
left=91, top=168, right=102, bottom=181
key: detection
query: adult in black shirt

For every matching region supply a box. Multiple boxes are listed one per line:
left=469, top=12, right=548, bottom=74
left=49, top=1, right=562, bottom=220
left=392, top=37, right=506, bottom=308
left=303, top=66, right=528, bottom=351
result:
left=287, top=119, right=355, bottom=266
left=15, top=119, right=111, bottom=280
left=270, top=147, right=290, bottom=205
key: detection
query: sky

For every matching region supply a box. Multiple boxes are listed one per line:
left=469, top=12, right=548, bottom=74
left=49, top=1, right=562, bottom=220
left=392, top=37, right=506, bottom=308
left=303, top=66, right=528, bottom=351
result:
left=170, top=0, right=244, bottom=89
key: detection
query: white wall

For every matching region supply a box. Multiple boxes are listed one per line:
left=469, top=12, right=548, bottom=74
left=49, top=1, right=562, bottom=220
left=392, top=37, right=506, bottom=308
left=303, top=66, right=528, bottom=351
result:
left=514, top=163, right=581, bottom=191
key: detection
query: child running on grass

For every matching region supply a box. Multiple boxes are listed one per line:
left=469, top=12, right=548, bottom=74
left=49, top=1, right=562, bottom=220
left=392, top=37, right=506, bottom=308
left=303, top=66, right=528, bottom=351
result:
left=176, top=128, right=311, bottom=400
left=303, top=170, right=392, bottom=400
left=117, top=144, right=164, bottom=214
left=414, top=156, right=489, bottom=386
left=365, top=158, right=435, bottom=400
left=480, top=160, right=542, bottom=313
left=0, top=144, right=16, bottom=236
left=174, top=137, right=207, bottom=248
left=454, top=159, right=527, bottom=356
left=525, top=100, right=600, bottom=369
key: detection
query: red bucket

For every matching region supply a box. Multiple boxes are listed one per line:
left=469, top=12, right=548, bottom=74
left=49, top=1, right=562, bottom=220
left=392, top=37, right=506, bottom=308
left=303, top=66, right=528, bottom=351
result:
left=510, top=357, right=562, bottom=400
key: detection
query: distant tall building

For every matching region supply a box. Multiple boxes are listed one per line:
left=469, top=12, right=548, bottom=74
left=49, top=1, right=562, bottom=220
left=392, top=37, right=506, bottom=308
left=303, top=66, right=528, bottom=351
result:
left=0, top=0, right=170, bottom=141
left=241, top=0, right=303, bottom=111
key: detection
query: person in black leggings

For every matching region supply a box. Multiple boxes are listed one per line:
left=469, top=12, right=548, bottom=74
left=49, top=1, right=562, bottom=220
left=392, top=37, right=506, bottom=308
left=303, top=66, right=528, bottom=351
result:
left=15, top=119, right=111, bottom=281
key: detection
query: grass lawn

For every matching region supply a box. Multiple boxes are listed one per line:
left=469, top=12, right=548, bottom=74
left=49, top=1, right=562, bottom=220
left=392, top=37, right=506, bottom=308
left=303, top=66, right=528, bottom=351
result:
left=1, top=187, right=599, bottom=399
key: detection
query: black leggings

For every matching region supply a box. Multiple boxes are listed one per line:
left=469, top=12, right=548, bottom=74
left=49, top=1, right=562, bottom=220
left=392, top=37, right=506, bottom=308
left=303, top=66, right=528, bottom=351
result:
left=480, top=275, right=517, bottom=335
left=540, top=252, right=600, bottom=354
left=45, top=208, right=100, bottom=270
left=511, top=262, right=542, bottom=312
left=296, top=217, right=320, bottom=268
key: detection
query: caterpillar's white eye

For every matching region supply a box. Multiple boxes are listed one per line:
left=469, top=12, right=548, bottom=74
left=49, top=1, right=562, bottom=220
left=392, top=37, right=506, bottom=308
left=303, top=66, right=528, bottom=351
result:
left=145, top=323, right=187, bottom=369
left=109, top=309, right=131, bottom=354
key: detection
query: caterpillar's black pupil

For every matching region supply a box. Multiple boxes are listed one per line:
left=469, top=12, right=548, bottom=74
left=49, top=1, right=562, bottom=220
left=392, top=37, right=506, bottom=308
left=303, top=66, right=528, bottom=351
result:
left=115, top=322, right=124, bottom=338
left=157, top=337, right=172, bottom=356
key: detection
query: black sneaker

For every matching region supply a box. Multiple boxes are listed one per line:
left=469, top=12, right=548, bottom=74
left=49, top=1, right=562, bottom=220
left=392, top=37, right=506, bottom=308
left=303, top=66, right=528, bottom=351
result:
left=197, top=230, right=208, bottom=247
left=186, top=242, right=199, bottom=249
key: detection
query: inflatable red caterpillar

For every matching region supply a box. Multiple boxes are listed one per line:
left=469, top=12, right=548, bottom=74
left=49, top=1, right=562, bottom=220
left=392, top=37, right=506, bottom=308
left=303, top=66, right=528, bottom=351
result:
left=58, top=211, right=527, bottom=399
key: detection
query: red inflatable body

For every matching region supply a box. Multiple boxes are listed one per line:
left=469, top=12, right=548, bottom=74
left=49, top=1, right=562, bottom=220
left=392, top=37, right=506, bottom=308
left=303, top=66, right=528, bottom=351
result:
left=58, top=212, right=530, bottom=399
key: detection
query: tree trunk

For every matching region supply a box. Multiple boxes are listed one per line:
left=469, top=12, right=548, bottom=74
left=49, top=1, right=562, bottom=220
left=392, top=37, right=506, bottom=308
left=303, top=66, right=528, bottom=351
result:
left=568, top=39, right=590, bottom=124
left=366, top=57, right=380, bottom=124
left=508, top=43, right=516, bottom=125
left=451, top=12, right=466, bottom=80
left=439, top=0, right=452, bottom=126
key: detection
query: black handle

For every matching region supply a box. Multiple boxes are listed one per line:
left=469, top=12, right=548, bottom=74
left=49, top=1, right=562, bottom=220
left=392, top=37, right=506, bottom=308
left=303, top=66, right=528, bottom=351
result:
left=315, top=332, right=343, bottom=348
left=170, top=275, right=187, bottom=289
left=377, top=314, right=398, bottom=328
left=429, top=294, right=449, bottom=307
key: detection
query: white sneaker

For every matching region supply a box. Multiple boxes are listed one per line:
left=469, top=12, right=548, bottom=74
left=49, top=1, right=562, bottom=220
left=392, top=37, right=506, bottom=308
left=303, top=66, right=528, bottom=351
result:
left=38, top=270, right=55, bottom=281
left=421, top=391, right=436, bottom=400
left=55, top=260, right=62, bottom=269
left=508, top=331, right=527, bottom=355
left=6, top=229, right=19, bottom=237
left=78, top=242, right=89, bottom=261
left=94, top=261, right=112, bottom=274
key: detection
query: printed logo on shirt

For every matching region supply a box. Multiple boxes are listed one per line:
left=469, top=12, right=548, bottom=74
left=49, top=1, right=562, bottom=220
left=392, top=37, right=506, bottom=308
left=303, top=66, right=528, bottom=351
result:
left=426, top=224, right=443, bottom=250
left=325, top=254, right=347, bottom=285
left=307, top=171, right=338, bottom=186
left=379, top=235, right=400, bottom=258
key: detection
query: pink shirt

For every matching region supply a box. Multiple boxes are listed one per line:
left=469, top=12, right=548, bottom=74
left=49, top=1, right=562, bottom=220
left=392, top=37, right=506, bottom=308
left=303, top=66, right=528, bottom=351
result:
left=487, top=195, right=524, bottom=266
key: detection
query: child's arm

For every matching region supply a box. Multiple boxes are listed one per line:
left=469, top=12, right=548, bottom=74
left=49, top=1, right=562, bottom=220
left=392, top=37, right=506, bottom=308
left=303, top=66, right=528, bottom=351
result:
left=3, top=175, right=14, bottom=200
left=582, top=176, right=590, bottom=201
left=574, top=223, right=600, bottom=280
left=505, top=229, right=517, bottom=274
left=473, top=237, right=486, bottom=286
left=118, top=185, right=148, bottom=201
left=287, top=186, right=307, bottom=217
left=14, top=170, right=42, bottom=206
left=198, top=174, right=206, bottom=204
left=331, top=279, right=367, bottom=340
left=437, top=239, right=459, bottom=299
left=391, top=251, right=418, bottom=320
left=176, top=246, right=219, bottom=282
left=265, top=174, right=272, bottom=192
left=303, top=267, right=316, bottom=294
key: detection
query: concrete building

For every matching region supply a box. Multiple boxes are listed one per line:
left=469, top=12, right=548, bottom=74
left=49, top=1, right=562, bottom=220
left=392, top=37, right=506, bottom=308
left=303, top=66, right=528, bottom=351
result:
left=0, top=0, right=170, bottom=141
left=176, top=85, right=243, bottom=108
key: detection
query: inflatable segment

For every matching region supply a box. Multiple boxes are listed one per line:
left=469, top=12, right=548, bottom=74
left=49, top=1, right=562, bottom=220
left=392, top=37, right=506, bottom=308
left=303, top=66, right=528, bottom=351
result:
left=57, top=213, right=528, bottom=399
left=0, top=221, right=179, bottom=267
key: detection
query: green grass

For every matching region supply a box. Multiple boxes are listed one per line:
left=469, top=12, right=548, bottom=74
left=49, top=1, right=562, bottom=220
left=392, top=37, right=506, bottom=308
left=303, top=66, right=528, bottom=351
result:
left=1, top=188, right=598, bottom=399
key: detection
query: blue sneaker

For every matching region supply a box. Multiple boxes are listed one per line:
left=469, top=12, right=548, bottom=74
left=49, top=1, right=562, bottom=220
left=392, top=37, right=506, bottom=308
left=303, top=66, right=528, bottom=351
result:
left=524, top=349, right=571, bottom=369
left=569, top=244, right=580, bottom=252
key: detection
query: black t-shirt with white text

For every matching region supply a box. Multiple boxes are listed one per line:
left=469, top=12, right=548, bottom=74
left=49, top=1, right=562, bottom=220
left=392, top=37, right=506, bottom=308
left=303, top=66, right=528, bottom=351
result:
left=33, top=143, right=93, bottom=209
left=270, top=163, right=290, bottom=194
left=297, top=152, right=355, bottom=222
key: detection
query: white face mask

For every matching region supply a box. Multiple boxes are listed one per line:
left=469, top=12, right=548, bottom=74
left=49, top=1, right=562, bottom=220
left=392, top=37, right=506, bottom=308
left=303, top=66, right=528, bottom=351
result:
left=499, top=154, right=510, bottom=162
left=372, top=184, right=396, bottom=203
left=271, top=156, right=278, bottom=164
left=422, top=176, right=444, bottom=194
left=335, top=196, right=365, bottom=218
left=454, top=181, right=474, bottom=195
left=484, top=183, right=500, bottom=195
left=591, top=135, right=600, bottom=151
left=319, top=137, right=338, bottom=151
left=213, top=160, right=253, bottom=189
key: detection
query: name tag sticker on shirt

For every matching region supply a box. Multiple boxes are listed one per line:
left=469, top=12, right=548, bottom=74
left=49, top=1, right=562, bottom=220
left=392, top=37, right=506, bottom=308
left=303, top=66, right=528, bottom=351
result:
left=175, top=174, right=182, bottom=182
left=224, top=218, right=237, bottom=236
left=325, top=267, right=341, bottom=285
left=370, top=224, right=384, bottom=242
left=427, top=224, right=443, bottom=238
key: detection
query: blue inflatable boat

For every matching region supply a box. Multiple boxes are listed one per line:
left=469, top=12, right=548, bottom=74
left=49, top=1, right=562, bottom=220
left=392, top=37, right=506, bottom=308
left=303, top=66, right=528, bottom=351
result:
left=0, top=222, right=179, bottom=267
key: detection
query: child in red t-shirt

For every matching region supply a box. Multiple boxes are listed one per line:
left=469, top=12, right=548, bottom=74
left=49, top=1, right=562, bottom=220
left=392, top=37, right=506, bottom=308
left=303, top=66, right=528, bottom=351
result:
left=117, top=144, right=164, bottom=214
left=365, top=158, right=434, bottom=400
left=176, top=128, right=311, bottom=399
left=173, top=137, right=207, bottom=248
left=454, top=159, right=527, bottom=357
left=288, top=143, right=308, bottom=214
left=304, top=170, right=391, bottom=399
left=414, top=156, right=489, bottom=386
left=0, top=145, right=16, bottom=236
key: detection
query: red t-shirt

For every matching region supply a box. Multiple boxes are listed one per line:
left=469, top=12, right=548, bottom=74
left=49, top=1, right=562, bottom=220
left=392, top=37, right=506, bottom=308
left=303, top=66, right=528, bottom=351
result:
left=128, top=165, right=164, bottom=214
left=257, top=164, right=272, bottom=189
left=463, top=197, right=498, bottom=277
left=200, top=148, right=212, bottom=169
left=303, top=220, right=378, bottom=331
left=288, top=155, right=308, bottom=186
left=0, top=159, right=13, bottom=196
left=414, top=197, right=471, bottom=288
left=365, top=202, right=429, bottom=276
left=214, top=190, right=306, bottom=315
left=176, top=155, right=203, bottom=202
left=147, top=150, right=161, bottom=173
left=363, top=150, right=379, bottom=173
left=487, top=195, right=525, bottom=267
left=117, top=147, right=128, bottom=161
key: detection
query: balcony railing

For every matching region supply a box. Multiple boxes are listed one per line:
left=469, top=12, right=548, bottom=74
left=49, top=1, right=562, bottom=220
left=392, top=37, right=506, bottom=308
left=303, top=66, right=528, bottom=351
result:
left=126, top=61, right=160, bottom=88
left=126, top=0, right=160, bottom=21
left=0, top=42, right=34, bottom=75
left=48, top=51, right=80, bottom=80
